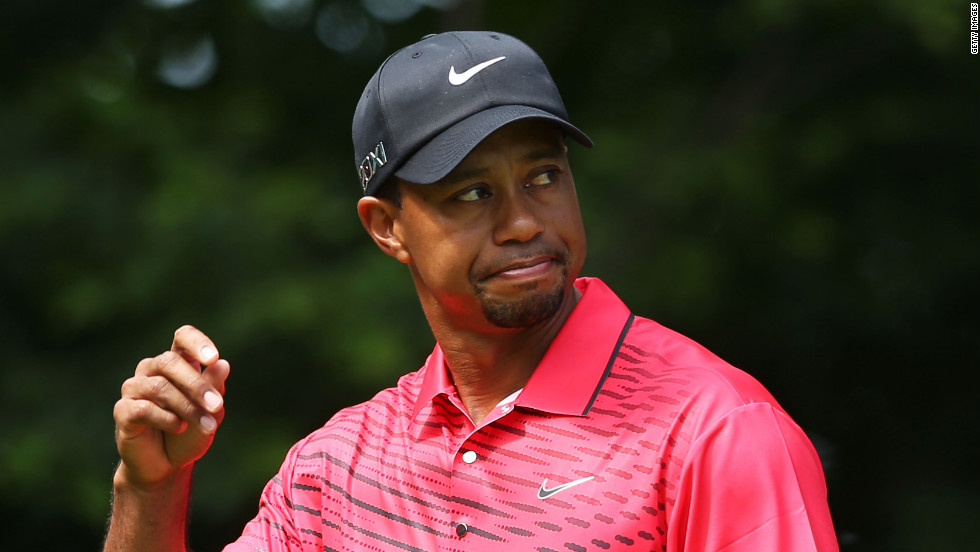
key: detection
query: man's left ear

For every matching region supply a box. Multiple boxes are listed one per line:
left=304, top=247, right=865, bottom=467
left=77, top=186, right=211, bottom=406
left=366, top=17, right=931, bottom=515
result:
left=357, top=196, right=411, bottom=264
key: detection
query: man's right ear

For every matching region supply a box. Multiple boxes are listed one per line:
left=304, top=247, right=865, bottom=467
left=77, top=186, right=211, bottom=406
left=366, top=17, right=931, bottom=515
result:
left=357, top=196, right=412, bottom=264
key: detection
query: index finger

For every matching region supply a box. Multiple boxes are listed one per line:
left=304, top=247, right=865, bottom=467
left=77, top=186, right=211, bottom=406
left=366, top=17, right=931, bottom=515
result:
left=171, top=324, right=220, bottom=366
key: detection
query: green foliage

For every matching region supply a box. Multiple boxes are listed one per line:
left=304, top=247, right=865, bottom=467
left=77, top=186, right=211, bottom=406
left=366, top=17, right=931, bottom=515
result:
left=1, top=0, right=977, bottom=550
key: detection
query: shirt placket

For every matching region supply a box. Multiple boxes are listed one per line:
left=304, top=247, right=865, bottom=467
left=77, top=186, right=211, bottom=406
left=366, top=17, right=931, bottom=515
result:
left=445, top=393, right=521, bottom=545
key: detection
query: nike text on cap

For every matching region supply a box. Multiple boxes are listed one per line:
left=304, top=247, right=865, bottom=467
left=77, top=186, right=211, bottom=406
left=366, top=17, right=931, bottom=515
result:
left=352, top=31, right=593, bottom=195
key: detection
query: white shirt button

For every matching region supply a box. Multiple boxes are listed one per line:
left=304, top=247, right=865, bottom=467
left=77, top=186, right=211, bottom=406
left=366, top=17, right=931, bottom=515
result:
left=501, top=404, right=513, bottom=414
left=462, top=450, right=478, bottom=464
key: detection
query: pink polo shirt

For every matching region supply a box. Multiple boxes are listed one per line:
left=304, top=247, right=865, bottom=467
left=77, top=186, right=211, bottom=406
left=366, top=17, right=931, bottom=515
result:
left=226, top=277, right=838, bottom=551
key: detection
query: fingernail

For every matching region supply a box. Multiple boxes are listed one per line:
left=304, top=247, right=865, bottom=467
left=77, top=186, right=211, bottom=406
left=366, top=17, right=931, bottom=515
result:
left=203, top=390, right=223, bottom=412
left=200, top=415, right=216, bottom=433
left=201, top=346, right=217, bottom=362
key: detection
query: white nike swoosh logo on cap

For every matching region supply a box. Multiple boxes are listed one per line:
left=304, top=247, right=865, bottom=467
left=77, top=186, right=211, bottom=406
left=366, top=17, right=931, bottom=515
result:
left=448, top=56, right=506, bottom=85
left=537, top=475, right=595, bottom=499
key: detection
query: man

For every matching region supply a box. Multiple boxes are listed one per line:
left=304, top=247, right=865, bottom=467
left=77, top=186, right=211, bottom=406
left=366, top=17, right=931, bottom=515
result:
left=104, top=31, right=838, bottom=551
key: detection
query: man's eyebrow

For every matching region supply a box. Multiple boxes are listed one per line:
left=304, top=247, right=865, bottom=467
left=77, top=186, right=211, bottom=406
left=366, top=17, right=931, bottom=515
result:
left=441, top=166, right=491, bottom=188
left=440, top=142, right=567, bottom=187
left=520, top=144, right=566, bottom=163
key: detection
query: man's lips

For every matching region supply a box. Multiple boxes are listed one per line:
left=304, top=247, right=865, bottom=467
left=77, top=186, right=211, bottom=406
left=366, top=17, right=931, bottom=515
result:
left=485, top=256, right=557, bottom=280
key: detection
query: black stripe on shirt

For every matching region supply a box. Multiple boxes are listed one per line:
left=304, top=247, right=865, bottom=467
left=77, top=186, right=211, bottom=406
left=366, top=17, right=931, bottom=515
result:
left=583, top=313, right=635, bottom=415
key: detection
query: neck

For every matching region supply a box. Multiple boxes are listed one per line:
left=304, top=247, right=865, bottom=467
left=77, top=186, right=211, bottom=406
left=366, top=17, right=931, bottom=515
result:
left=425, top=286, right=581, bottom=424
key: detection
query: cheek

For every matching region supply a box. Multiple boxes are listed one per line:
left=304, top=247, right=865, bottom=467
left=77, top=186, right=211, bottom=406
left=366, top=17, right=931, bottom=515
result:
left=551, top=199, right=586, bottom=244
left=406, top=226, right=479, bottom=284
left=553, top=203, right=588, bottom=270
left=567, top=222, right=588, bottom=269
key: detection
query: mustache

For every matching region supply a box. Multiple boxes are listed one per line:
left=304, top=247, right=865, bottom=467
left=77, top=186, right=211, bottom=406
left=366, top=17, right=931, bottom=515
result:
left=470, top=245, right=568, bottom=283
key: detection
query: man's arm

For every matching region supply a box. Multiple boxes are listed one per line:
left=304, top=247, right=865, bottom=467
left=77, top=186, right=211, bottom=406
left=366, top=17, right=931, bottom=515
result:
left=104, top=466, right=193, bottom=552
left=668, top=402, right=839, bottom=552
left=103, top=325, right=231, bottom=552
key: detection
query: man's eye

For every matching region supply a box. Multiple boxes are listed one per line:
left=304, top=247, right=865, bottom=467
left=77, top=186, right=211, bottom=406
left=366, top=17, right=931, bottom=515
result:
left=529, top=170, right=558, bottom=187
left=456, top=187, right=491, bottom=202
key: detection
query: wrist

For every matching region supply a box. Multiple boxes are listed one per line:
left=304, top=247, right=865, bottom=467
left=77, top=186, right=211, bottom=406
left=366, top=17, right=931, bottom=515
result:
left=105, top=463, right=193, bottom=552
left=113, top=462, right=193, bottom=497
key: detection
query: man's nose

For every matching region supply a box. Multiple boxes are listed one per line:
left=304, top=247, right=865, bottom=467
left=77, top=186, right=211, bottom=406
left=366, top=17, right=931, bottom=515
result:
left=492, top=190, right=545, bottom=244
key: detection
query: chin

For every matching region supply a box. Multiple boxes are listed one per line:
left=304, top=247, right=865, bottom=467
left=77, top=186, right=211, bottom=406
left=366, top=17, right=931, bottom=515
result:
left=478, top=272, right=569, bottom=329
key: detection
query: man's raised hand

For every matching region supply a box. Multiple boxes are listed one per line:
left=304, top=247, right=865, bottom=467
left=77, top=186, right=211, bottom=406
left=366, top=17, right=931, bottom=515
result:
left=112, top=325, right=230, bottom=488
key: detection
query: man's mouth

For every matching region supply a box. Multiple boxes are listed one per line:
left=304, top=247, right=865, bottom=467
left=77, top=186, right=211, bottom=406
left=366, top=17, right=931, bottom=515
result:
left=481, top=252, right=560, bottom=281
left=486, top=256, right=558, bottom=280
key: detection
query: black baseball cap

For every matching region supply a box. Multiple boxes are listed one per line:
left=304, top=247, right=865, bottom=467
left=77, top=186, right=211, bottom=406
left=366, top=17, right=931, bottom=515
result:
left=352, top=31, right=593, bottom=196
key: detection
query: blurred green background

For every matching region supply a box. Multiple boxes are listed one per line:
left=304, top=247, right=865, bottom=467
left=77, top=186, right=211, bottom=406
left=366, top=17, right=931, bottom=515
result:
left=1, top=0, right=977, bottom=550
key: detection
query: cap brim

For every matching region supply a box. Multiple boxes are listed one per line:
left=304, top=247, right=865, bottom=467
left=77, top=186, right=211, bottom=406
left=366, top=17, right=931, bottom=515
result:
left=394, top=105, right=593, bottom=185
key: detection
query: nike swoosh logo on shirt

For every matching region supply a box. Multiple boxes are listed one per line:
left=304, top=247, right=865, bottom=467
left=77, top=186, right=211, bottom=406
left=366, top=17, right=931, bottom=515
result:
left=537, top=475, right=595, bottom=499
left=448, top=56, right=506, bottom=85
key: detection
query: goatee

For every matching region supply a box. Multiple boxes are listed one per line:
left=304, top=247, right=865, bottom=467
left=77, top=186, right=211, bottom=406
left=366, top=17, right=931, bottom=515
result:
left=476, top=265, right=568, bottom=328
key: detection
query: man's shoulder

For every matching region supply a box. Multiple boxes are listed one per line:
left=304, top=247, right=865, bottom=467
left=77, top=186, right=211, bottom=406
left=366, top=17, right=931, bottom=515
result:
left=290, top=367, right=426, bottom=454
left=576, top=278, right=777, bottom=408
left=586, top=313, right=792, bottom=455
left=331, top=366, right=426, bottom=423
left=619, top=315, right=780, bottom=410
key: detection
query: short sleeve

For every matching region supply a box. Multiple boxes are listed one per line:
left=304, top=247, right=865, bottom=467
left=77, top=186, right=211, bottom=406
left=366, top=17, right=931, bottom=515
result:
left=223, top=442, right=308, bottom=552
left=667, top=403, right=839, bottom=552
